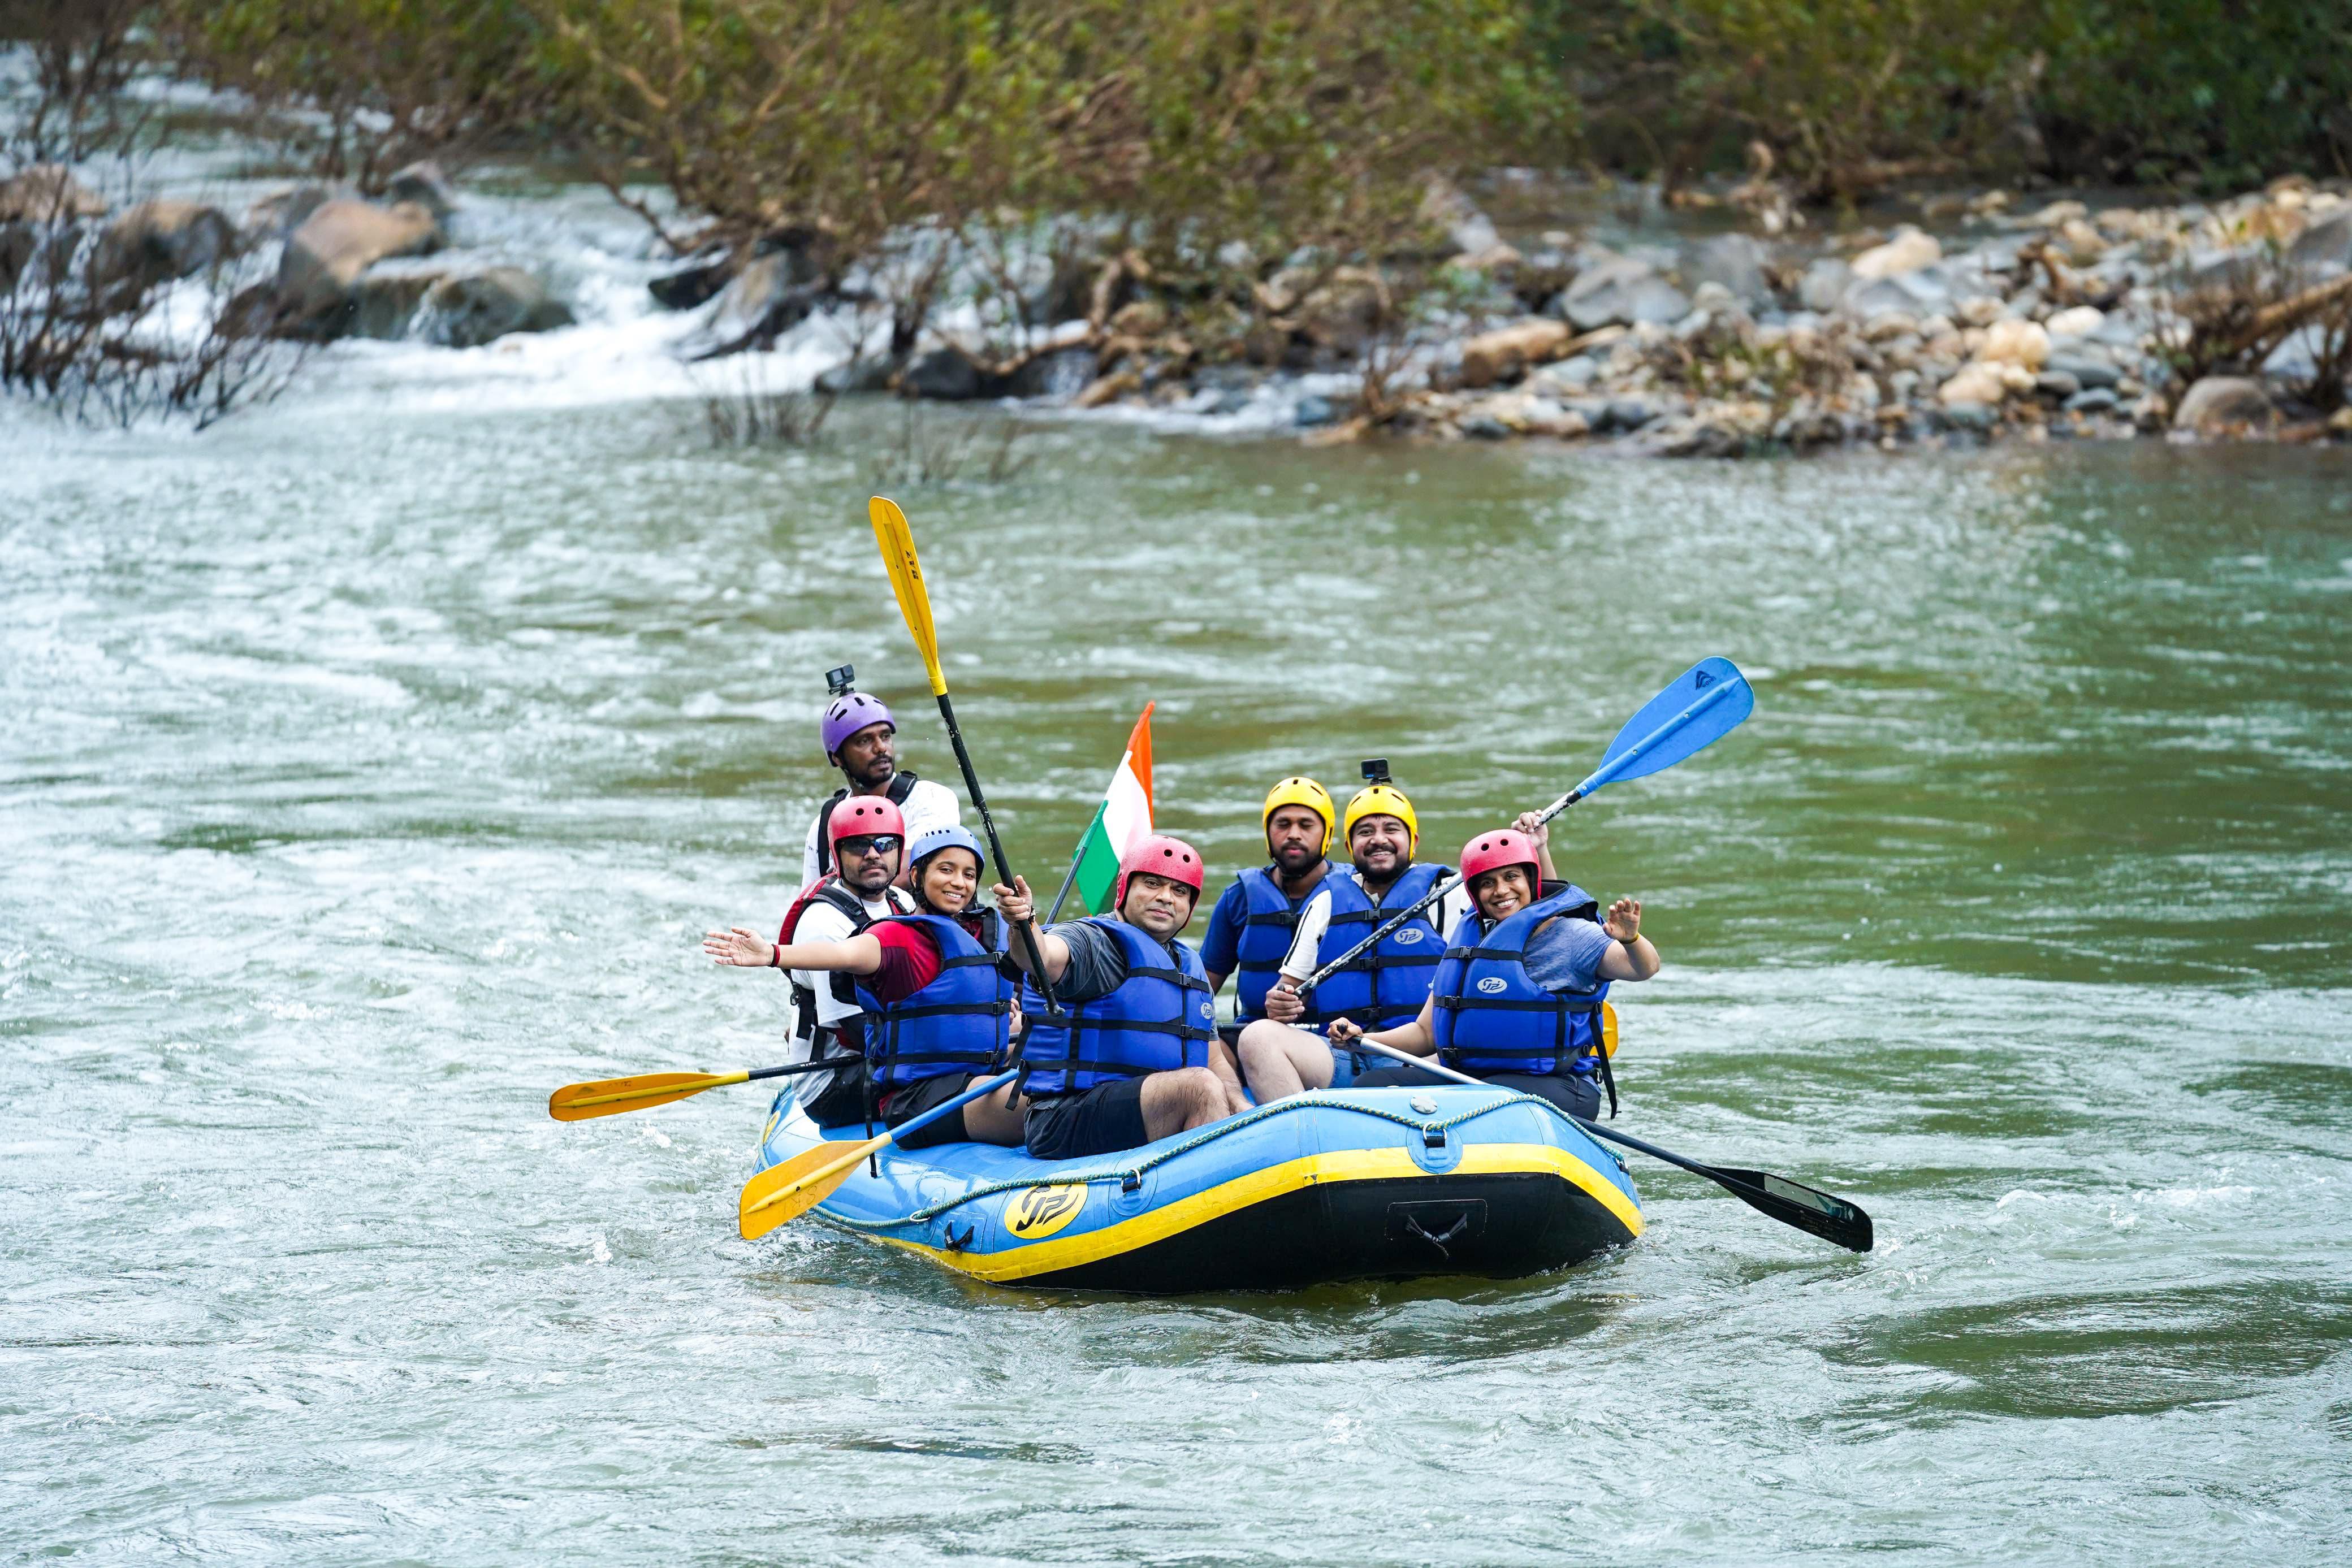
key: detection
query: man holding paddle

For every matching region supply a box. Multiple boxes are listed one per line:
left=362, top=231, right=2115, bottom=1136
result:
left=800, top=665, right=962, bottom=889
left=993, top=836, right=1246, bottom=1160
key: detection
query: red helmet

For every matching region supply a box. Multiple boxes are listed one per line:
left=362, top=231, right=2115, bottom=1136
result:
left=1460, top=828, right=1538, bottom=894
left=828, top=795, right=906, bottom=856
left=1115, top=834, right=1204, bottom=909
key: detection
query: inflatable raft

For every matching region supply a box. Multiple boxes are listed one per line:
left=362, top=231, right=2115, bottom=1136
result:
left=754, top=1084, right=1642, bottom=1292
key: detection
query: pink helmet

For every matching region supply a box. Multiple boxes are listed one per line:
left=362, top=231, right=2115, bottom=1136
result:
left=1460, top=828, right=1538, bottom=892
left=821, top=690, right=894, bottom=760
left=828, top=795, right=906, bottom=856
left=1115, top=834, right=1204, bottom=909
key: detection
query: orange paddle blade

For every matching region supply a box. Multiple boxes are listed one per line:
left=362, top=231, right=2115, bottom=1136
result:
left=548, top=1069, right=746, bottom=1121
left=737, top=1136, right=879, bottom=1239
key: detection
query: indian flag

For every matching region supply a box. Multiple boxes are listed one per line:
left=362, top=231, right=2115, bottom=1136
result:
left=1069, top=703, right=1155, bottom=915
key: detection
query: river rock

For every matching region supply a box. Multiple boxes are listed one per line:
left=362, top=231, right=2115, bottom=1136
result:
left=93, top=200, right=236, bottom=292
left=1508, top=246, right=1577, bottom=313
left=1558, top=257, right=1689, bottom=331
left=1529, top=356, right=1600, bottom=394
left=1689, top=233, right=1772, bottom=307
left=1459, top=318, right=1572, bottom=388
left=278, top=199, right=442, bottom=324
left=2065, top=387, right=2119, bottom=414
left=0, top=163, right=106, bottom=222
left=1851, top=227, right=1940, bottom=280
left=2288, top=207, right=2352, bottom=275
left=386, top=161, right=459, bottom=222
left=816, top=354, right=901, bottom=395
left=1006, top=345, right=1097, bottom=400
left=1938, top=363, right=2009, bottom=407
left=1976, top=319, right=2050, bottom=370
left=2045, top=305, right=2105, bottom=340
left=1421, top=176, right=1501, bottom=259
left=2172, top=376, right=2276, bottom=434
left=1799, top=257, right=1851, bottom=313
left=346, top=265, right=446, bottom=339
left=902, top=343, right=985, bottom=400
left=417, top=268, right=573, bottom=347
left=697, top=250, right=822, bottom=356
left=2028, top=200, right=2089, bottom=229
left=648, top=250, right=734, bottom=310
left=2046, top=351, right=2120, bottom=389
left=1295, top=393, right=1339, bottom=427
left=244, top=184, right=330, bottom=241
left=2035, top=370, right=2082, bottom=400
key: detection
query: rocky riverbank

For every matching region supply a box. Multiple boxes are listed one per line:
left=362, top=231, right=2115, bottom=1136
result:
left=12, top=148, right=2351, bottom=455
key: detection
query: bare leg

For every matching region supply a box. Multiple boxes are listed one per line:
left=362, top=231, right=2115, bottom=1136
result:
left=1236, top=1019, right=1335, bottom=1103
left=959, top=1082, right=1027, bottom=1145
left=1206, top=1037, right=1253, bottom=1115
left=1139, top=1067, right=1231, bottom=1139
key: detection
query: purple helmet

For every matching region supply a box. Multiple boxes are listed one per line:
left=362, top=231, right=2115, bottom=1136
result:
left=821, top=690, right=894, bottom=759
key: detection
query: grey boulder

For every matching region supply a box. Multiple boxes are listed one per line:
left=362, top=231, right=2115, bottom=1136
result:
left=2172, top=376, right=2276, bottom=435
left=1689, top=232, right=1772, bottom=307
left=1557, top=257, right=1689, bottom=331
left=417, top=268, right=574, bottom=347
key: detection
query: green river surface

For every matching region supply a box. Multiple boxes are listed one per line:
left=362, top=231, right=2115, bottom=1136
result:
left=5, top=388, right=2350, bottom=1563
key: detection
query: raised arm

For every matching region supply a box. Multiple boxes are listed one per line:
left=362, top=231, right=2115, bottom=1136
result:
left=1595, top=897, right=1658, bottom=981
left=702, top=925, right=886, bottom=974
left=990, top=877, right=1072, bottom=985
left=1512, top=810, right=1559, bottom=883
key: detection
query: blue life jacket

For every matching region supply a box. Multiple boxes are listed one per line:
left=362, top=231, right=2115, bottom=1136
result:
left=1308, top=861, right=1450, bottom=1031
left=1229, top=861, right=1333, bottom=1021
left=854, top=910, right=1014, bottom=1089
left=1021, top=917, right=1216, bottom=1095
left=1432, top=885, right=1610, bottom=1076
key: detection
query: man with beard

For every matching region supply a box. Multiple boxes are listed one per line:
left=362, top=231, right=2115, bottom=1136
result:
left=1198, top=777, right=1337, bottom=1039
left=800, top=665, right=961, bottom=889
left=1234, top=767, right=1454, bottom=1099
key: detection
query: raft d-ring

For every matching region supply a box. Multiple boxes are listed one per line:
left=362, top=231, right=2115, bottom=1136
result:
left=1422, top=1125, right=1447, bottom=1150
left=1119, top=1171, right=1143, bottom=1194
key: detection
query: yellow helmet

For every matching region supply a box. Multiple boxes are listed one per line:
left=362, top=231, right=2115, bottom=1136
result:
left=1343, top=781, right=1419, bottom=855
left=1261, top=776, right=1334, bottom=857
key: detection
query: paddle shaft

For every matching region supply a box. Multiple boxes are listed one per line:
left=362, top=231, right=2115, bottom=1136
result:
left=744, top=1067, right=1021, bottom=1222
left=1350, top=1041, right=1870, bottom=1251
left=556, top=1057, right=844, bottom=1113
left=1296, top=669, right=1748, bottom=997
left=931, top=692, right=1063, bottom=1017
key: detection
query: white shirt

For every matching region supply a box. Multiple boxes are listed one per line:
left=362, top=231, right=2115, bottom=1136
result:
left=786, top=883, right=914, bottom=1099
left=1278, top=869, right=1470, bottom=981
left=796, top=777, right=962, bottom=891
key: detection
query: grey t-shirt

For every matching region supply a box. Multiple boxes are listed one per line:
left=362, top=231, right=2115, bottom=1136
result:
left=1519, top=914, right=1615, bottom=993
left=1044, top=918, right=1192, bottom=1006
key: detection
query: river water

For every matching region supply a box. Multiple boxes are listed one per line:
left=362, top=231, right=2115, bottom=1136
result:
left=6, top=320, right=2352, bottom=1561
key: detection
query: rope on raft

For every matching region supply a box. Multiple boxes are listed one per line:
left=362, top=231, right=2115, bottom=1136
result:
left=814, top=1087, right=1620, bottom=1233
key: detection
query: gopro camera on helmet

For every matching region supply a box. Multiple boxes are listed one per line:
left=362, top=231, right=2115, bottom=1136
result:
left=1360, top=758, right=1391, bottom=785
left=825, top=664, right=857, bottom=697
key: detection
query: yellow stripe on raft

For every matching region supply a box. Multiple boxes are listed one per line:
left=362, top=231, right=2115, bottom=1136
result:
left=840, top=1141, right=1642, bottom=1284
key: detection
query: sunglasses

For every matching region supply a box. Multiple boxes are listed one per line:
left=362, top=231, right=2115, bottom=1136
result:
left=837, top=833, right=903, bottom=857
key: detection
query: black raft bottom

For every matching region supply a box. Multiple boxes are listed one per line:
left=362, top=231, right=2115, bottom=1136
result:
left=1019, top=1172, right=1636, bottom=1294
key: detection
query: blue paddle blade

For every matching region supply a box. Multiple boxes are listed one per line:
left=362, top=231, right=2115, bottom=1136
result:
left=1577, top=656, right=1754, bottom=796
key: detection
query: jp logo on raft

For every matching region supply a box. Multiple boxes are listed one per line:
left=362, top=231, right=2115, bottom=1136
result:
left=1006, top=1183, right=1087, bottom=1239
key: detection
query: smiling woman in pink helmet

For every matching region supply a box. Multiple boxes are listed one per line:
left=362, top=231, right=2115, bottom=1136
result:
left=992, top=834, right=1249, bottom=1160
left=1330, top=817, right=1661, bottom=1120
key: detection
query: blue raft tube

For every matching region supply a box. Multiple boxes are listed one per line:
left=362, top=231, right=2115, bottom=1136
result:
left=755, top=1081, right=1642, bottom=1293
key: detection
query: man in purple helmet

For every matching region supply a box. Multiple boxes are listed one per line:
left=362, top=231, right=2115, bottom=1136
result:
left=801, top=664, right=961, bottom=890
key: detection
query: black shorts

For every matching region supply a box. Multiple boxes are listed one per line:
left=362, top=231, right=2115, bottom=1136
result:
left=801, top=1058, right=875, bottom=1129
left=878, top=1071, right=984, bottom=1151
left=1022, top=1076, right=1150, bottom=1161
left=1352, top=1064, right=1601, bottom=1121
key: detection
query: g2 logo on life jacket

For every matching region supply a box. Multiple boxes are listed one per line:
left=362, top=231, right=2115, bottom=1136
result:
left=1395, top=928, right=1425, bottom=945
left=1006, top=1183, right=1087, bottom=1240
left=1477, top=977, right=1508, bottom=994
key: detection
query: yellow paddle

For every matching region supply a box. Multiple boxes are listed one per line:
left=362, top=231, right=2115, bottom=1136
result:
left=738, top=1067, right=1021, bottom=1238
left=548, top=1058, right=848, bottom=1121
left=865, top=496, right=1062, bottom=1017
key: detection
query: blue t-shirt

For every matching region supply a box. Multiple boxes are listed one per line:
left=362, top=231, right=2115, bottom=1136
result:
left=1198, top=864, right=1330, bottom=977
left=1521, top=913, right=1615, bottom=994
